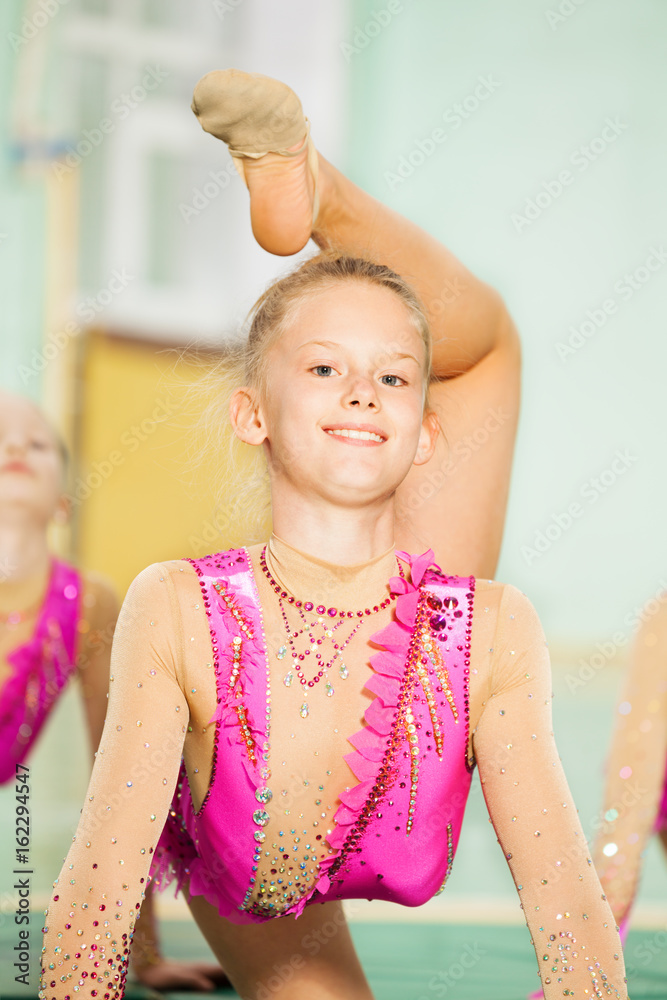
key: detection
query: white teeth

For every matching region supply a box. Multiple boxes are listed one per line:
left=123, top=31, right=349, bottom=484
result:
left=326, top=428, right=384, bottom=442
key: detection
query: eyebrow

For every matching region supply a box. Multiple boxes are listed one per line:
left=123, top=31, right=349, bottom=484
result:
left=298, top=340, right=422, bottom=365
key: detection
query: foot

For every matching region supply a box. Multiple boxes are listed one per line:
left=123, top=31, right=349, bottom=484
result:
left=192, top=69, right=319, bottom=256
left=243, top=141, right=317, bottom=256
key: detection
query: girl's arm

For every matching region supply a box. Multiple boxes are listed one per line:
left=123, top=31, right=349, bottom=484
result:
left=40, top=563, right=188, bottom=1000
left=473, top=585, right=629, bottom=1000
left=591, top=599, right=667, bottom=926
left=73, top=569, right=227, bottom=992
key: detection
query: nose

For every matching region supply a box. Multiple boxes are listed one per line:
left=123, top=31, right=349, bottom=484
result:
left=2, top=435, right=27, bottom=457
left=342, top=376, right=379, bottom=410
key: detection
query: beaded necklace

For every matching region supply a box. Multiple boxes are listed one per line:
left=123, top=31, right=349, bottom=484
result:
left=259, top=545, right=402, bottom=718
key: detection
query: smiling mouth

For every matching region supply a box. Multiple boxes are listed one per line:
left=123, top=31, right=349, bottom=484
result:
left=324, top=427, right=386, bottom=444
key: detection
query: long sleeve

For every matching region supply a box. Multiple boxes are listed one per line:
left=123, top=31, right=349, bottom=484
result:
left=40, top=563, right=188, bottom=1000
left=473, top=584, right=629, bottom=999
left=592, top=600, right=667, bottom=925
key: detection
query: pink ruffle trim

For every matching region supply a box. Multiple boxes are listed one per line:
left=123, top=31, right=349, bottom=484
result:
left=306, top=550, right=436, bottom=911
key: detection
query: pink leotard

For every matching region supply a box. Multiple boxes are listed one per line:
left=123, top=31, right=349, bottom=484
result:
left=0, top=559, right=81, bottom=785
left=657, top=764, right=667, bottom=831
left=152, top=548, right=474, bottom=922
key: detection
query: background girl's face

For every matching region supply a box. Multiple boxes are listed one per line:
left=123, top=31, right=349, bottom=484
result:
left=0, top=392, right=66, bottom=523
left=253, top=282, right=434, bottom=508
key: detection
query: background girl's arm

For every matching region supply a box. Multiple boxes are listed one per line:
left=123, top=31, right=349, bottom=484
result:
left=473, top=584, right=629, bottom=999
left=592, top=599, right=667, bottom=926
left=40, top=563, right=187, bottom=1000
left=76, top=572, right=119, bottom=759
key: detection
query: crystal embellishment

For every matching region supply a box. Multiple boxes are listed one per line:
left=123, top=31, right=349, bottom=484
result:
left=252, top=809, right=270, bottom=827
left=283, top=671, right=293, bottom=687
left=338, top=662, right=349, bottom=679
left=300, top=702, right=309, bottom=719
left=255, top=787, right=272, bottom=804
left=276, top=645, right=287, bottom=660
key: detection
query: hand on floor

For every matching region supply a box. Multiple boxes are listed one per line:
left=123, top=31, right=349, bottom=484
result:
left=134, top=959, right=230, bottom=992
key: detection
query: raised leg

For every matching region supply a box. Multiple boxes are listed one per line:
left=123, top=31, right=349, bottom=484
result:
left=199, top=70, right=521, bottom=576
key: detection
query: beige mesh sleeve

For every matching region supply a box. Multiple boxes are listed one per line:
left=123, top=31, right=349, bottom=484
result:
left=40, top=563, right=188, bottom=1000
left=473, top=584, right=629, bottom=999
left=592, top=598, right=667, bottom=925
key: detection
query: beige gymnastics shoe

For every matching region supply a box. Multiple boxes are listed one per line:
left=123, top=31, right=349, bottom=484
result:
left=191, top=69, right=319, bottom=254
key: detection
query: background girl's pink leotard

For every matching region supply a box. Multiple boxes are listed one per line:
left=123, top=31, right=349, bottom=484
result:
left=152, top=549, right=474, bottom=922
left=0, top=559, right=81, bottom=784
left=657, top=761, right=667, bottom=830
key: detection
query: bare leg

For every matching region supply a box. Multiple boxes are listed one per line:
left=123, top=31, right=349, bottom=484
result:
left=185, top=891, right=374, bottom=1000
left=240, top=99, right=520, bottom=577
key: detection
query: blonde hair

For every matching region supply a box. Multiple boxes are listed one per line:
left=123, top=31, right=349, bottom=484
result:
left=195, top=250, right=434, bottom=544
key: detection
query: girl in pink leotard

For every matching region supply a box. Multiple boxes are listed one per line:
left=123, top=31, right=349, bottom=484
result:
left=40, top=71, right=630, bottom=1000
left=0, top=390, right=225, bottom=992
left=0, top=391, right=114, bottom=783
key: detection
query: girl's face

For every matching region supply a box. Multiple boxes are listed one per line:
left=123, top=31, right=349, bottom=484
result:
left=0, top=392, right=66, bottom=522
left=233, top=282, right=436, bottom=509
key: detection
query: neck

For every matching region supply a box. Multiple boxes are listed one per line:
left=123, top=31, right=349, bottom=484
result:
left=269, top=487, right=396, bottom=567
left=264, top=533, right=397, bottom=611
left=0, top=519, right=52, bottom=611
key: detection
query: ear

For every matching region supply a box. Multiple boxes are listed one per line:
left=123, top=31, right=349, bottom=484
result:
left=229, top=387, right=267, bottom=446
left=413, top=410, right=439, bottom=467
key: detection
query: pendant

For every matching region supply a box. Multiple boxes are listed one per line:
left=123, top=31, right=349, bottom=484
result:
left=338, top=662, right=349, bottom=680
left=276, top=645, right=287, bottom=660
left=283, top=671, right=293, bottom=687
left=300, top=702, right=309, bottom=719
left=325, top=682, right=335, bottom=697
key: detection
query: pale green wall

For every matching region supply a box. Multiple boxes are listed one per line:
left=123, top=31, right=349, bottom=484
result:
left=0, top=0, right=50, bottom=400
left=345, top=0, right=667, bottom=642
left=344, top=0, right=667, bottom=918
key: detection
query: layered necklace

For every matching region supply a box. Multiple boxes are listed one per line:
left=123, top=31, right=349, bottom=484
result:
left=0, top=599, right=42, bottom=629
left=260, top=545, right=401, bottom=719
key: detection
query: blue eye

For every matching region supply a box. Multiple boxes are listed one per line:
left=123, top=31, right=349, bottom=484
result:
left=313, top=365, right=334, bottom=377
left=380, top=374, right=405, bottom=386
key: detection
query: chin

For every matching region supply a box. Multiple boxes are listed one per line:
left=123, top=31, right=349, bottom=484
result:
left=318, top=471, right=405, bottom=506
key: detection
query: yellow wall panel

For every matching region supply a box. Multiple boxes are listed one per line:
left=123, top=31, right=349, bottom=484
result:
left=75, top=330, right=268, bottom=599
